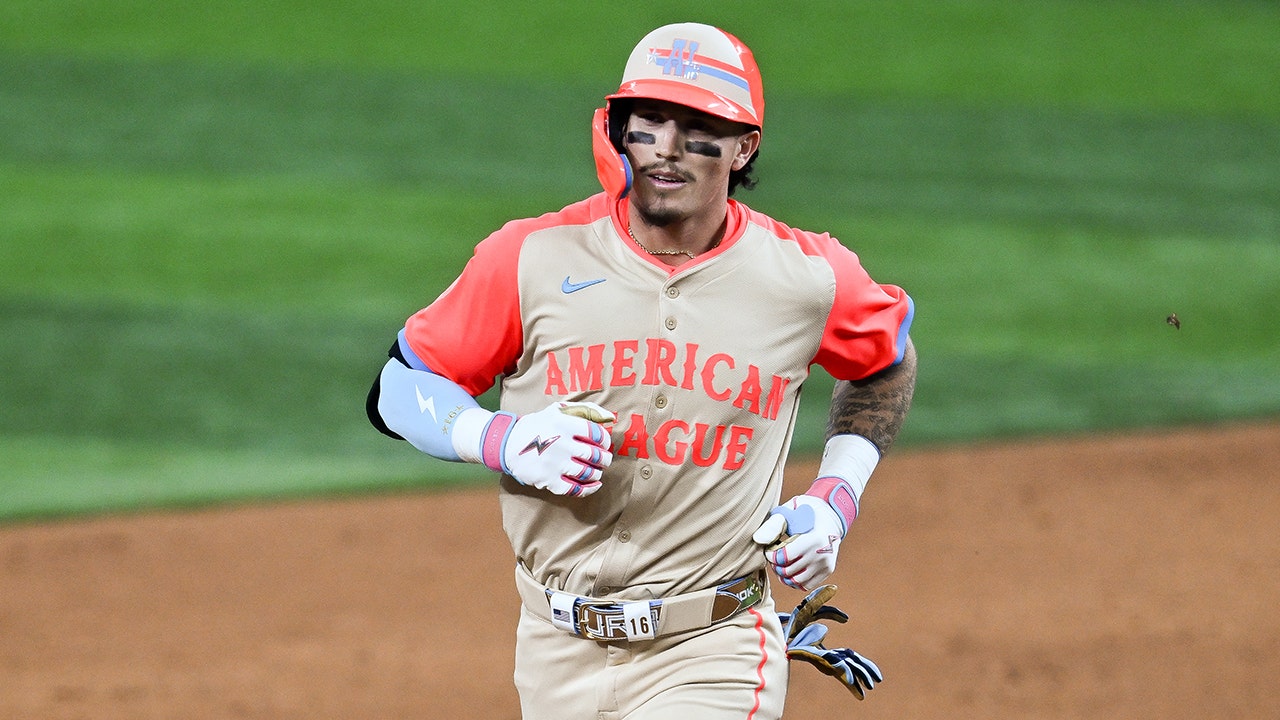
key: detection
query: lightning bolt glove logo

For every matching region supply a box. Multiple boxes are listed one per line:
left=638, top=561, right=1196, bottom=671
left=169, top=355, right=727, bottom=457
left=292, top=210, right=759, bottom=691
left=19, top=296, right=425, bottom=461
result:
left=561, top=276, right=607, bottom=294
left=520, top=435, right=562, bottom=456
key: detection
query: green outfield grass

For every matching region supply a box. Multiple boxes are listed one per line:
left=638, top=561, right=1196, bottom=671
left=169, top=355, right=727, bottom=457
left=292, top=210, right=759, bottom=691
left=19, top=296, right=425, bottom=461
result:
left=2, top=1, right=1278, bottom=520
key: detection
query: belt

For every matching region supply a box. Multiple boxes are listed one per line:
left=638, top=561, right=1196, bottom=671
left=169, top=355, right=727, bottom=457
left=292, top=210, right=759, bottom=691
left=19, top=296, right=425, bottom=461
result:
left=514, top=564, right=767, bottom=642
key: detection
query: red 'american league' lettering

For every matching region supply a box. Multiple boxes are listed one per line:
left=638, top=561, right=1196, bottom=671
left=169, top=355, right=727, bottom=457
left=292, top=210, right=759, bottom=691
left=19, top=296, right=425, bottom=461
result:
left=541, top=340, right=790, bottom=470
left=543, top=340, right=790, bottom=421
left=615, top=415, right=754, bottom=470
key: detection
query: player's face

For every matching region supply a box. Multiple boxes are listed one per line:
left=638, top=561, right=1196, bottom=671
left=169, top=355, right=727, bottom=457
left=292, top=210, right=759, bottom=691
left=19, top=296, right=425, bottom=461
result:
left=623, top=99, right=760, bottom=226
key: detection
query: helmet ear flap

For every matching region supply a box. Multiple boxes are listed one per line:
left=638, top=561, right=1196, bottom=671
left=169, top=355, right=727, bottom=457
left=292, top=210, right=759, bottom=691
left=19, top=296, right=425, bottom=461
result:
left=592, top=106, right=632, bottom=199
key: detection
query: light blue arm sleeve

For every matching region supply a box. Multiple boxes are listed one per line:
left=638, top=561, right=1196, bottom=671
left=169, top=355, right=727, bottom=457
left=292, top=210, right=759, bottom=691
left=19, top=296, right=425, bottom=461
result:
left=396, top=328, right=431, bottom=371
left=375, top=358, right=482, bottom=461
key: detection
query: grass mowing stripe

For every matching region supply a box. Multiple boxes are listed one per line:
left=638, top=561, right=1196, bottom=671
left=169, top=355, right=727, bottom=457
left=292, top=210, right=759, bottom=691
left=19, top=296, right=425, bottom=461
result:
left=789, top=1, right=1280, bottom=116
left=0, top=165, right=532, bottom=317
left=759, top=96, right=1279, bottom=239
left=3, top=53, right=1277, bottom=240
left=803, top=217, right=1280, bottom=365
left=906, top=353, right=1280, bottom=443
left=0, top=52, right=600, bottom=194
left=782, top=211, right=1280, bottom=446
left=0, top=436, right=487, bottom=522
left=2, top=1, right=1277, bottom=117
left=0, top=292, right=496, bottom=520
left=1, top=294, right=399, bottom=454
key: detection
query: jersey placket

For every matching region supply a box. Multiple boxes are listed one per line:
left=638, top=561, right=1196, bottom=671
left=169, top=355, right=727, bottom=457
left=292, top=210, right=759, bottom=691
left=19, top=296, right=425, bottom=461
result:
left=592, top=273, right=686, bottom=598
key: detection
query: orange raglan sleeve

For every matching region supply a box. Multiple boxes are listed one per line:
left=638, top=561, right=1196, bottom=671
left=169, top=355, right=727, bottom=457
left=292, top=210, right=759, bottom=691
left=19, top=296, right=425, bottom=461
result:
left=808, top=233, right=915, bottom=382
left=399, top=226, right=526, bottom=398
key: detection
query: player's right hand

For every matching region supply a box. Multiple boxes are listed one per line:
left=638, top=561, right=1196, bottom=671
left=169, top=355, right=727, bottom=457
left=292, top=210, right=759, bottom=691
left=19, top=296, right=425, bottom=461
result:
left=482, top=401, right=616, bottom=497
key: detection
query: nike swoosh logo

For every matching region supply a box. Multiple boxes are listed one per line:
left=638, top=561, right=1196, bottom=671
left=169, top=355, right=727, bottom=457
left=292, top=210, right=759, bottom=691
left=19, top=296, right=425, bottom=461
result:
left=415, top=385, right=437, bottom=420
left=561, top=276, right=607, bottom=294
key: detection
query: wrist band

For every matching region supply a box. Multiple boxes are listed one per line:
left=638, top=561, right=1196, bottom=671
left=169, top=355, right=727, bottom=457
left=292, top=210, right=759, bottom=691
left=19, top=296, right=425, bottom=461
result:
left=480, top=412, right=517, bottom=473
left=805, top=434, right=880, bottom=531
left=806, top=477, right=859, bottom=534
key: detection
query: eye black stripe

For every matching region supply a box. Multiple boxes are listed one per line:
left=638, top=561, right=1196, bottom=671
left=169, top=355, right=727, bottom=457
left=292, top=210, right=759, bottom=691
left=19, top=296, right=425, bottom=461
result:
left=685, top=141, right=722, bottom=157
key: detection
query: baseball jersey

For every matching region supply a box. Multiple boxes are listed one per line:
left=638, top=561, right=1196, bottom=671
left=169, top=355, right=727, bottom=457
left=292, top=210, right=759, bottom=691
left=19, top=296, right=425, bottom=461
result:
left=401, top=192, right=913, bottom=601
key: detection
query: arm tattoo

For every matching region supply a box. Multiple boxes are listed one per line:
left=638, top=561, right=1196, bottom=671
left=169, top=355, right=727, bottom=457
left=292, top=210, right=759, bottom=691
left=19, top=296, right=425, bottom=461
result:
left=826, top=339, right=917, bottom=455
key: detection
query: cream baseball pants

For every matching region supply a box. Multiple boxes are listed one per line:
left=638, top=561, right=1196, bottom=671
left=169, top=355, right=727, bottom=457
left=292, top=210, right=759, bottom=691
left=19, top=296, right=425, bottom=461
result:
left=514, top=595, right=789, bottom=720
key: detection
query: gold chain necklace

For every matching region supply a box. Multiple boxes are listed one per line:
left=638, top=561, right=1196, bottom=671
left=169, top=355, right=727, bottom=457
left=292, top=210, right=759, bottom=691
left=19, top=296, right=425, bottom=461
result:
left=628, top=226, right=720, bottom=260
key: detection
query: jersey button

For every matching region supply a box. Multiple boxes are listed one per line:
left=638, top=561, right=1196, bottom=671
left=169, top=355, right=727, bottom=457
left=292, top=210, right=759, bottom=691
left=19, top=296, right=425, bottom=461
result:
left=640, top=465, right=653, bottom=479
left=618, top=530, right=632, bottom=543
left=665, top=286, right=680, bottom=299
left=654, top=394, right=668, bottom=409
left=665, top=317, right=677, bottom=330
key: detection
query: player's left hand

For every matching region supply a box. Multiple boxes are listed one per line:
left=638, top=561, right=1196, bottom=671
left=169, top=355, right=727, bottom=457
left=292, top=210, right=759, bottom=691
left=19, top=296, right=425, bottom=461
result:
left=752, top=496, right=846, bottom=591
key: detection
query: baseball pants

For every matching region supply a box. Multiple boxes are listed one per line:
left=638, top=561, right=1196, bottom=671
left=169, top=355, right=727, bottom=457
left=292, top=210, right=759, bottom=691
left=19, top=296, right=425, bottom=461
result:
left=513, top=594, right=788, bottom=720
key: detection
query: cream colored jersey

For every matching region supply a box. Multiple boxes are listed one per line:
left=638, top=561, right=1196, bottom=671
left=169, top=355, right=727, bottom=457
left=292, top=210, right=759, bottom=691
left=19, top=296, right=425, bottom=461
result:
left=402, top=192, right=913, bottom=600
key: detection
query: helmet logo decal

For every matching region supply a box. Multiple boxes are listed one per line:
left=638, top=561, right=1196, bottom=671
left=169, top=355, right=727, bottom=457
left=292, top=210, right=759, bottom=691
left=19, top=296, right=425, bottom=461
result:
left=647, top=38, right=751, bottom=92
left=655, top=38, right=700, bottom=79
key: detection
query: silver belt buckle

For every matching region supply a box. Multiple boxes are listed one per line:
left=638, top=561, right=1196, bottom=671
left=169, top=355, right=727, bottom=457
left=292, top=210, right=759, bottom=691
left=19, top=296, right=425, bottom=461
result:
left=577, top=600, right=660, bottom=641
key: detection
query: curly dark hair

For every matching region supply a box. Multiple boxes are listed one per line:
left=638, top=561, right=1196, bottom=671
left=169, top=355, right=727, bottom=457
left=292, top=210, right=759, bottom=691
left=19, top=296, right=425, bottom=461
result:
left=728, top=152, right=759, bottom=196
left=607, top=100, right=759, bottom=196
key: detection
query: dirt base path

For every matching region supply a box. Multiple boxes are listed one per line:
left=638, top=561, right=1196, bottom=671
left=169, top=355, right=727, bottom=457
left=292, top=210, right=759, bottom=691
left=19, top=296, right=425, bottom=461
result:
left=5, top=421, right=1279, bottom=719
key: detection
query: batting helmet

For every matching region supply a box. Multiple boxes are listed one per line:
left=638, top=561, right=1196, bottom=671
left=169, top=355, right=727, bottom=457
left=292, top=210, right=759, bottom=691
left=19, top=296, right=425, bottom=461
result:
left=593, top=23, right=765, bottom=199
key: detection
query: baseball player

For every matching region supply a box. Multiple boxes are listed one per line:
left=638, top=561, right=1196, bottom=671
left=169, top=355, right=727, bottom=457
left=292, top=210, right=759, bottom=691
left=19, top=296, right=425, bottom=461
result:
left=367, top=22, right=916, bottom=719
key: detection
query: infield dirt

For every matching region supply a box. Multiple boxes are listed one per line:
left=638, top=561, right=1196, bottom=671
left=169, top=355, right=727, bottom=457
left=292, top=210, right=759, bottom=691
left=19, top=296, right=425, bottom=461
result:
left=4, top=421, right=1278, bottom=719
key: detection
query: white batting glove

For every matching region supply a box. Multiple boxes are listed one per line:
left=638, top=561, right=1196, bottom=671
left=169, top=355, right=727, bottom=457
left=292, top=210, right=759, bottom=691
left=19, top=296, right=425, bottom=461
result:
left=756, top=437, right=876, bottom=591
left=457, top=401, right=615, bottom=497
left=753, top=496, right=847, bottom=591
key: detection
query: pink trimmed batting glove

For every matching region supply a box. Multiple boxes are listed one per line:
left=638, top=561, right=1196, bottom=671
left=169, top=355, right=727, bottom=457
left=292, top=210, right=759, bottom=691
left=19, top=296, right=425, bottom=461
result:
left=479, top=401, right=615, bottom=497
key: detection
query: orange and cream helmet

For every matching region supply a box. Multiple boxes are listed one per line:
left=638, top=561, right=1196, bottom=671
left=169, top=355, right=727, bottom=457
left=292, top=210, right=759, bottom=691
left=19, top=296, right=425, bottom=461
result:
left=593, top=23, right=764, bottom=198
